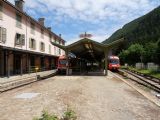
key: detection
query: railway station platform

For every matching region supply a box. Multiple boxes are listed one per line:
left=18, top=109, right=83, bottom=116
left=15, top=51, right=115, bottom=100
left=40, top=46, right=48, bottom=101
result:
left=0, top=69, right=57, bottom=92
left=0, top=71, right=159, bottom=120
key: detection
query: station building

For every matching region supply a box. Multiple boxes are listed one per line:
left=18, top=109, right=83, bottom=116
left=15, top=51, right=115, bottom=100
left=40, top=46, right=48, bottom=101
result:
left=0, top=0, right=65, bottom=77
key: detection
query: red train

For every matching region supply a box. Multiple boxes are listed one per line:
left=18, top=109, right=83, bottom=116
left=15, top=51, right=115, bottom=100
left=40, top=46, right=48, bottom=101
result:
left=108, top=56, right=120, bottom=70
left=57, top=55, right=120, bottom=73
left=57, top=55, right=67, bottom=73
left=57, top=55, right=78, bottom=74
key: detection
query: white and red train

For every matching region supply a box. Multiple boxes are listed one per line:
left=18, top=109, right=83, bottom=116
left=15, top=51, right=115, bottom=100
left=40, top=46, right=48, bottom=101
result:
left=108, top=56, right=120, bottom=70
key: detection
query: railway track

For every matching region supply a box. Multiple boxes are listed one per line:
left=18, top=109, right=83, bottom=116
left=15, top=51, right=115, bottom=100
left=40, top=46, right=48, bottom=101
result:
left=117, top=69, right=160, bottom=93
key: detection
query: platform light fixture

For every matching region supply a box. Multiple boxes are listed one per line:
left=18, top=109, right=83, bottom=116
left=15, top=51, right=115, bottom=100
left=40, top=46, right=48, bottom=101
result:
left=85, top=43, right=90, bottom=49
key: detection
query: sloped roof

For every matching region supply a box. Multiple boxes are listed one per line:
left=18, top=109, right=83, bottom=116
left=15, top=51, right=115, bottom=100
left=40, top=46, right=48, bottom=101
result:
left=51, top=38, right=124, bottom=61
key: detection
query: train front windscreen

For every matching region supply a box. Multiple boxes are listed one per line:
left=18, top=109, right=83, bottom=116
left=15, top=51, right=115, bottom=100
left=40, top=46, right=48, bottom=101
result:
left=59, top=59, right=67, bottom=65
left=110, top=59, right=119, bottom=64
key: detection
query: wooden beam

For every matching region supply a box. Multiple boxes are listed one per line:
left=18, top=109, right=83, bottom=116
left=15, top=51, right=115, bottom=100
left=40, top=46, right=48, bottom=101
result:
left=66, top=50, right=69, bottom=75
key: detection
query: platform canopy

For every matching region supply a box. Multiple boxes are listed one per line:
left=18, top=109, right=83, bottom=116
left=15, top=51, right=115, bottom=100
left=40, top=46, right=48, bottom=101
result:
left=51, top=38, right=124, bottom=76
left=51, top=38, right=124, bottom=62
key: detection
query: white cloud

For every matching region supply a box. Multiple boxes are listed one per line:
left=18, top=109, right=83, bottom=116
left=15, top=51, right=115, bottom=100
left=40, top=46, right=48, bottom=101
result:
left=8, top=0, right=160, bottom=23
left=20, top=0, right=159, bottom=23
left=66, top=24, right=122, bottom=45
left=8, top=0, right=160, bottom=43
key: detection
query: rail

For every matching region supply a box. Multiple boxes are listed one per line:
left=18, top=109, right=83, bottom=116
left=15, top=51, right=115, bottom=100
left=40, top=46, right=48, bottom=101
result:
left=117, top=69, right=160, bottom=93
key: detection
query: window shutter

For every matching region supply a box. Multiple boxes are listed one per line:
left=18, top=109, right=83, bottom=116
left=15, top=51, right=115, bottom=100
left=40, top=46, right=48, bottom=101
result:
left=16, top=14, right=22, bottom=28
left=15, top=33, right=17, bottom=45
left=21, top=34, right=25, bottom=45
left=2, top=28, right=6, bottom=43
left=0, top=3, right=2, bottom=20
left=34, top=40, right=36, bottom=50
left=29, top=38, right=31, bottom=48
left=54, top=46, right=56, bottom=55
left=49, top=45, right=51, bottom=54
left=40, top=42, right=41, bottom=51
left=43, top=43, right=45, bottom=52
left=0, top=27, right=2, bottom=42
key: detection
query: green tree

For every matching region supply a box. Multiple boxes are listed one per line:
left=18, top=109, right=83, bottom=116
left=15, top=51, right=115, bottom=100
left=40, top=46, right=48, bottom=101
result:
left=119, top=50, right=129, bottom=64
left=156, top=39, right=160, bottom=65
left=143, top=42, right=158, bottom=63
left=119, top=44, right=144, bottom=65
left=127, top=44, right=144, bottom=65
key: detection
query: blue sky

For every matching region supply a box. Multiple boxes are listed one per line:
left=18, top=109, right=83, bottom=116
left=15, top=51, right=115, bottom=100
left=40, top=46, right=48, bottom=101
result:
left=9, top=0, right=160, bottom=44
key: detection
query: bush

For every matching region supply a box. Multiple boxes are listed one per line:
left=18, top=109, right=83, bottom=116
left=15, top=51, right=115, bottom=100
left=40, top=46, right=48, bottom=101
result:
left=33, top=108, right=77, bottom=120
left=33, top=110, right=58, bottom=120
left=62, top=108, right=77, bottom=120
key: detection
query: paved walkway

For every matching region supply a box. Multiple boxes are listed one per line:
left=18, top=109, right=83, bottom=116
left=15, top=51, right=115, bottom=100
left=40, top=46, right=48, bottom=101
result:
left=0, top=72, right=159, bottom=120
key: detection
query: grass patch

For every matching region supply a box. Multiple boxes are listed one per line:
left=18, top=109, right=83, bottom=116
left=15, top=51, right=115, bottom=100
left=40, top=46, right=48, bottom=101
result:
left=33, top=108, right=77, bottom=120
left=149, top=71, right=160, bottom=79
left=125, top=66, right=160, bottom=79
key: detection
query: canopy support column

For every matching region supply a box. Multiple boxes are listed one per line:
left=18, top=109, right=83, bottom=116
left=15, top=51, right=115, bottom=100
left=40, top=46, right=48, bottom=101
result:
left=20, top=55, right=23, bottom=76
left=66, top=50, right=69, bottom=75
left=104, top=50, right=108, bottom=76
left=6, top=50, right=10, bottom=78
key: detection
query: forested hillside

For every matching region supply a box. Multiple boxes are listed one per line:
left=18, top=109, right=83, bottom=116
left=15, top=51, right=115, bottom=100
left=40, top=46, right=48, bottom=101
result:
left=103, top=6, right=160, bottom=46
left=103, top=6, right=160, bottom=65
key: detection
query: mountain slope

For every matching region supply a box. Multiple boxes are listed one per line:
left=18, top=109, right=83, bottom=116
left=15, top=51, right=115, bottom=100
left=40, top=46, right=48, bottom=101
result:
left=103, top=6, right=160, bottom=47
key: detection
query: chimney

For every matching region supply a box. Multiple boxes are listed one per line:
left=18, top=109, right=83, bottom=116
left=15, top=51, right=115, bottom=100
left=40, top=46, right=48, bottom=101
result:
left=15, top=0, right=24, bottom=11
left=38, top=18, right=45, bottom=26
left=59, top=34, right=62, bottom=38
left=47, top=27, right=51, bottom=31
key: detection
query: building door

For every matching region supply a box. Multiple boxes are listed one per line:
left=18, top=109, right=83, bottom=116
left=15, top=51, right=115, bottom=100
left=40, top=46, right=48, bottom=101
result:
left=49, top=57, right=52, bottom=70
left=0, top=50, right=5, bottom=77
left=30, top=56, right=35, bottom=67
left=28, top=56, right=35, bottom=73
left=14, top=54, right=21, bottom=75
left=41, top=57, right=45, bottom=71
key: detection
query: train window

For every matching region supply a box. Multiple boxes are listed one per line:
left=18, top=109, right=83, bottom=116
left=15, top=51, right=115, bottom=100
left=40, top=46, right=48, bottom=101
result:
left=59, top=60, right=67, bottom=65
left=110, top=59, right=119, bottom=64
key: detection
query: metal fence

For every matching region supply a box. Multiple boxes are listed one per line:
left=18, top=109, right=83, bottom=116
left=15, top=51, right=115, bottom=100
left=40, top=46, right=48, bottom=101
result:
left=135, top=62, right=159, bottom=71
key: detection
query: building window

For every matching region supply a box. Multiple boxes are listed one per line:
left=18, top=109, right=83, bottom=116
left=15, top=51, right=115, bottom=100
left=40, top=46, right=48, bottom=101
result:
left=59, top=40, right=61, bottom=45
left=56, top=40, right=59, bottom=44
left=49, top=34, right=52, bottom=42
left=62, top=41, right=65, bottom=45
left=16, top=13, right=22, bottom=28
left=59, top=49, right=61, bottom=55
left=0, top=2, right=3, bottom=20
left=29, top=38, right=36, bottom=50
left=15, top=33, right=25, bottom=46
left=49, top=45, right=51, bottom=54
left=54, top=46, right=56, bottom=55
left=0, top=27, right=7, bottom=43
left=54, top=36, right=57, bottom=43
left=41, top=29, right=44, bottom=39
left=30, top=22, right=35, bottom=34
left=40, top=42, right=45, bottom=52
